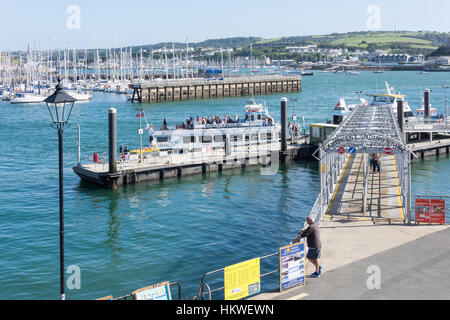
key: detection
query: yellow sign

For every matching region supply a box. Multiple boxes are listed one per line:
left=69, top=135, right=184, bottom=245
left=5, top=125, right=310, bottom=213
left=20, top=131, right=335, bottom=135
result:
left=321, top=163, right=327, bottom=173
left=224, top=258, right=260, bottom=300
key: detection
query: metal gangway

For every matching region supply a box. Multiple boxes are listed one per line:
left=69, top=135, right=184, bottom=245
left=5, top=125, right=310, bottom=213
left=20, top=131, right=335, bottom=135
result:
left=310, top=103, right=415, bottom=225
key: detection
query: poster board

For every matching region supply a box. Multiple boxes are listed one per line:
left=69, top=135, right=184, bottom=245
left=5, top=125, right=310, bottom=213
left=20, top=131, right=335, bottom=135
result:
left=279, top=241, right=306, bottom=292
left=415, top=198, right=446, bottom=224
left=430, top=199, right=446, bottom=224
left=132, top=281, right=172, bottom=300
left=224, top=258, right=260, bottom=300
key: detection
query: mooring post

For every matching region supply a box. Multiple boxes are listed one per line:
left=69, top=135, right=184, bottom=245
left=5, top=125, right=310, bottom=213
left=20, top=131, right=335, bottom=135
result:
left=109, top=108, right=117, bottom=174
left=281, top=97, right=288, bottom=153
left=397, top=97, right=404, bottom=137
left=424, top=88, right=430, bottom=119
left=77, top=124, right=81, bottom=166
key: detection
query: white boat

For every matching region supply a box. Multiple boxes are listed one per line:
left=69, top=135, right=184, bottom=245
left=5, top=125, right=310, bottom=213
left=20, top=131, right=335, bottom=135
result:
left=368, top=82, right=415, bottom=118
left=346, top=70, right=360, bottom=75
left=332, top=97, right=368, bottom=124
left=146, top=99, right=281, bottom=155
left=332, top=82, right=415, bottom=124
left=67, top=91, right=92, bottom=101
left=10, top=92, right=46, bottom=104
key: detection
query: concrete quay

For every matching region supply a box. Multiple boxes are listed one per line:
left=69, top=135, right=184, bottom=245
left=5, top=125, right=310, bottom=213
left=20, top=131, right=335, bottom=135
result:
left=253, top=218, right=449, bottom=300
left=130, top=75, right=302, bottom=103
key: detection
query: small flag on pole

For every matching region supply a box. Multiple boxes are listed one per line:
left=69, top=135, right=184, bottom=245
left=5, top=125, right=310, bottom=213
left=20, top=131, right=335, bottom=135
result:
left=136, top=113, right=144, bottom=118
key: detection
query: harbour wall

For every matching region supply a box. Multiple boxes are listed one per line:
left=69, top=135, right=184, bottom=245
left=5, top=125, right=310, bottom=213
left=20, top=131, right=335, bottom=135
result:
left=130, top=75, right=302, bottom=103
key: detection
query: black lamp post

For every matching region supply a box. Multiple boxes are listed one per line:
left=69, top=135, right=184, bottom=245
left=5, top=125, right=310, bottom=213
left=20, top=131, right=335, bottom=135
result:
left=44, top=78, right=76, bottom=300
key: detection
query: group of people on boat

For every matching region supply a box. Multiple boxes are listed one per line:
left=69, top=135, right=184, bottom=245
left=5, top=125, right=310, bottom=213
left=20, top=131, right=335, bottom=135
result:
left=164, top=113, right=275, bottom=130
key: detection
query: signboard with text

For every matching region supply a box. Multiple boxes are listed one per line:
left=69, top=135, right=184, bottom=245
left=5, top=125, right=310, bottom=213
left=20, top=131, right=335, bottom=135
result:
left=224, top=258, right=260, bottom=300
left=279, top=242, right=306, bottom=292
left=415, top=198, right=446, bottom=224
left=132, top=282, right=172, bottom=300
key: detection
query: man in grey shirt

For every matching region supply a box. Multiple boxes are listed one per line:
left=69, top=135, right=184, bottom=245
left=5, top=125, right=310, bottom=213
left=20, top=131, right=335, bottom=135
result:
left=293, top=216, right=323, bottom=278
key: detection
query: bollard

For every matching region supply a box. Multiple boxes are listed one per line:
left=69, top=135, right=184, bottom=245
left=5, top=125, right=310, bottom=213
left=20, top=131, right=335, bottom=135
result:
left=397, top=98, right=404, bottom=133
left=109, top=108, right=117, bottom=174
left=424, top=89, right=430, bottom=118
left=281, top=97, right=288, bottom=153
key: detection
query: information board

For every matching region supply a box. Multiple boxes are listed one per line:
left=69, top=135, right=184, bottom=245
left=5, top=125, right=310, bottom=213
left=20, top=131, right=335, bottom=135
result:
left=132, top=282, right=172, bottom=300
left=415, top=198, right=446, bottom=224
left=224, top=258, right=260, bottom=300
left=279, top=242, right=306, bottom=292
left=430, top=199, right=446, bottom=224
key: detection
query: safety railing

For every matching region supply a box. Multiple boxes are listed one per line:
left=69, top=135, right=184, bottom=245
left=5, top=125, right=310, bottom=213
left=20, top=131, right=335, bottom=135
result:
left=194, top=252, right=280, bottom=300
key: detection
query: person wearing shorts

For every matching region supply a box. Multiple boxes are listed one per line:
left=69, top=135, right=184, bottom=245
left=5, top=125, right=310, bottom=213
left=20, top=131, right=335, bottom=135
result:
left=293, top=216, right=323, bottom=278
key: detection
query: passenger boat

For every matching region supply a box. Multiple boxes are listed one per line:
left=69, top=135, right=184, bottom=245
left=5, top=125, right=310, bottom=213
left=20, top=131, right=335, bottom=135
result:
left=331, top=82, right=414, bottom=124
left=146, top=99, right=281, bottom=155
left=368, top=82, right=414, bottom=118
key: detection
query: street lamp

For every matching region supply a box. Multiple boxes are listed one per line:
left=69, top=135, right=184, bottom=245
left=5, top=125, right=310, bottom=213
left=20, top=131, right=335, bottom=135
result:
left=44, top=78, right=76, bottom=300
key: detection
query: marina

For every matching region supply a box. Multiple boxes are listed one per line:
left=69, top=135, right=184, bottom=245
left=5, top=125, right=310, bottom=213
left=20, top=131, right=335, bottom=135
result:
left=1, top=65, right=450, bottom=300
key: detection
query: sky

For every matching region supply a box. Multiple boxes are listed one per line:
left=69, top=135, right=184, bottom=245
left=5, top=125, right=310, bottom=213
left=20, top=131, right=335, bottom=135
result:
left=0, top=0, right=449, bottom=50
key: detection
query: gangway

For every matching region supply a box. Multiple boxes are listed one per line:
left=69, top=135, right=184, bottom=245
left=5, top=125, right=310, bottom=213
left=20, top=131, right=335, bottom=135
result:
left=309, top=103, right=415, bottom=226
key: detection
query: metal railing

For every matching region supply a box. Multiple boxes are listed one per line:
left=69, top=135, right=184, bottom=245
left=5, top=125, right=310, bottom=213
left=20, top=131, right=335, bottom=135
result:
left=194, top=252, right=280, bottom=300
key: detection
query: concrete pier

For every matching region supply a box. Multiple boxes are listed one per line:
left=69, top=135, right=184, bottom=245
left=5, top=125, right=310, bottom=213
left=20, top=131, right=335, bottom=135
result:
left=253, top=218, right=449, bottom=300
left=131, top=75, right=302, bottom=103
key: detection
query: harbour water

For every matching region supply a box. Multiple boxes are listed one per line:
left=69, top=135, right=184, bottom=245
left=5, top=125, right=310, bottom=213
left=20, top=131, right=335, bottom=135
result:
left=0, top=71, right=449, bottom=299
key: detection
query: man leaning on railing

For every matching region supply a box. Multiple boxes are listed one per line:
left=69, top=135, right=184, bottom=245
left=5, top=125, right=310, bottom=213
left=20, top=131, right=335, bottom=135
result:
left=293, top=216, right=323, bottom=278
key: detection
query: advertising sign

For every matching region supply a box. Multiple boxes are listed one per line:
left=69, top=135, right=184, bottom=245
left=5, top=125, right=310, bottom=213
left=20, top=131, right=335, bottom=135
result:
left=415, top=198, right=446, bottom=224
left=224, top=258, right=260, bottom=300
left=132, top=282, right=172, bottom=300
left=279, top=242, right=306, bottom=292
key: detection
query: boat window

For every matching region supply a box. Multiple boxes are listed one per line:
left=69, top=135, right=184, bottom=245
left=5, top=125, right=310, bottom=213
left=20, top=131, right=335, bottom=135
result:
left=214, top=135, right=224, bottom=142
left=202, top=136, right=212, bottom=143
left=257, top=114, right=262, bottom=120
left=245, top=135, right=250, bottom=142
left=267, top=133, right=272, bottom=141
left=232, top=135, right=243, bottom=142
left=260, top=133, right=267, bottom=140
left=251, top=134, right=259, bottom=141
left=183, top=136, right=195, bottom=144
left=157, top=136, right=170, bottom=143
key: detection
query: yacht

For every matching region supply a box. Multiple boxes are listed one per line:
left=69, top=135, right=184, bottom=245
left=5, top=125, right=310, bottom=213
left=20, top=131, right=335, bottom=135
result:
left=146, top=99, right=281, bottom=155
left=10, top=92, right=46, bottom=104
left=64, top=90, right=92, bottom=101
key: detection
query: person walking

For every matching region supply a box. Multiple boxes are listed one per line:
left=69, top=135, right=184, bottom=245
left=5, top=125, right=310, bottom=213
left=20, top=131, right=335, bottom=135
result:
left=373, top=153, right=381, bottom=174
left=293, top=216, right=323, bottom=278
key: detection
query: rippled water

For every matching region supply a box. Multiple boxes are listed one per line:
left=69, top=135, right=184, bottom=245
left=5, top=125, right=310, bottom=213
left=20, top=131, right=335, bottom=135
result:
left=0, top=71, right=449, bottom=299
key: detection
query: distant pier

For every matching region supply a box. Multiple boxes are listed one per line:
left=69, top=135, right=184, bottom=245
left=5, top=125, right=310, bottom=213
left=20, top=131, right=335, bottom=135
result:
left=130, top=75, right=302, bottom=103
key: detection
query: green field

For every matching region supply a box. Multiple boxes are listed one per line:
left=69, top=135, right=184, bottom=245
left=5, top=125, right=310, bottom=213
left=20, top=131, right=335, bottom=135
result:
left=329, top=32, right=436, bottom=49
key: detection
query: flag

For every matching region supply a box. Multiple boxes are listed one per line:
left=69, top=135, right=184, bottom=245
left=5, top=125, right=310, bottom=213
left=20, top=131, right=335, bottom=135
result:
left=136, top=113, right=144, bottom=118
